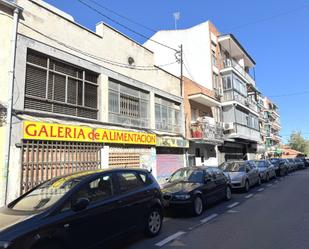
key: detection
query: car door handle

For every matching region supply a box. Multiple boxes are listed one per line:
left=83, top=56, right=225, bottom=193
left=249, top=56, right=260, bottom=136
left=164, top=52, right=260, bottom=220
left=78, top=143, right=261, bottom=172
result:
left=64, top=224, right=70, bottom=229
left=118, top=200, right=123, bottom=204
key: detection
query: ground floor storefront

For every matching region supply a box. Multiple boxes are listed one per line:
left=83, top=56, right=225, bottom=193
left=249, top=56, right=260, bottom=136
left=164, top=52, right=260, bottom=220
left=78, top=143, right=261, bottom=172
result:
left=187, top=141, right=220, bottom=167
left=1, top=116, right=187, bottom=204
left=218, top=140, right=258, bottom=161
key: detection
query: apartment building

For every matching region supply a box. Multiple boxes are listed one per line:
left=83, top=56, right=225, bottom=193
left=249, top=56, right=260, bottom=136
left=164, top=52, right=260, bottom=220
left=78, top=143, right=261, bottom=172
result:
left=0, top=0, right=186, bottom=204
left=144, top=21, right=261, bottom=164
left=263, top=97, right=282, bottom=156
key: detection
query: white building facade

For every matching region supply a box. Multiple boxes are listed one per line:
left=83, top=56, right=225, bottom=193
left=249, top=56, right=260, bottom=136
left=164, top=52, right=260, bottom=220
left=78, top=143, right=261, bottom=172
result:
left=144, top=21, right=261, bottom=164
left=0, top=0, right=187, bottom=205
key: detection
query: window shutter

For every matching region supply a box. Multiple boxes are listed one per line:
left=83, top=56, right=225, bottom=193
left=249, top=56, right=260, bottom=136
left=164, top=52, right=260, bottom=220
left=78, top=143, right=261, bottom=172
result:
left=25, top=66, right=47, bottom=98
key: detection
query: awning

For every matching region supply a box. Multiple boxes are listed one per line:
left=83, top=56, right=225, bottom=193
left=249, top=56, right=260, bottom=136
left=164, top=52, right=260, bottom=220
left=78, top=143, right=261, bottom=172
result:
left=156, top=136, right=189, bottom=148
left=188, top=93, right=221, bottom=107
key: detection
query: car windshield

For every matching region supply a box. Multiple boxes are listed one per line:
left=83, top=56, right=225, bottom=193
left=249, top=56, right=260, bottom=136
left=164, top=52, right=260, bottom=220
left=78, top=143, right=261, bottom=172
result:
left=10, top=172, right=92, bottom=211
left=219, top=162, right=245, bottom=172
left=169, top=168, right=204, bottom=183
left=254, top=161, right=267, bottom=168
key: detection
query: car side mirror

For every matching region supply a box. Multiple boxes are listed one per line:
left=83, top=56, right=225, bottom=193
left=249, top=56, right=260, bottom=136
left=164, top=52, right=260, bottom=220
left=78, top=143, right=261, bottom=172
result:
left=165, top=177, right=170, bottom=182
left=204, top=176, right=212, bottom=183
left=72, top=197, right=90, bottom=212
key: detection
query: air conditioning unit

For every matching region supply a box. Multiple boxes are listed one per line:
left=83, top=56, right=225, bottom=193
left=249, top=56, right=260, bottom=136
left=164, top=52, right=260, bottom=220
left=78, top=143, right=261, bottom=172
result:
left=217, top=88, right=223, bottom=96
left=224, top=122, right=234, bottom=131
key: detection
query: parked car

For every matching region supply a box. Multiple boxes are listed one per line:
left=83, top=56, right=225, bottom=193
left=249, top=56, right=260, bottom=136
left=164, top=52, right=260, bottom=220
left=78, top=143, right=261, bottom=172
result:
left=161, top=166, right=232, bottom=216
left=268, top=158, right=288, bottom=176
left=0, top=169, right=164, bottom=249
left=285, top=159, right=297, bottom=172
left=294, top=158, right=306, bottom=169
left=250, top=160, right=276, bottom=182
left=218, top=161, right=260, bottom=192
left=303, top=158, right=309, bottom=167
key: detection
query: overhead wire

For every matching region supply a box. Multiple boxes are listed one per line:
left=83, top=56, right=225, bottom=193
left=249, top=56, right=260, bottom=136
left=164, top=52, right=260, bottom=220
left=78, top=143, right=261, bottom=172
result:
left=76, top=0, right=178, bottom=52
left=225, top=3, right=309, bottom=31
left=86, top=0, right=157, bottom=33
left=20, top=22, right=178, bottom=71
left=268, top=90, right=309, bottom=98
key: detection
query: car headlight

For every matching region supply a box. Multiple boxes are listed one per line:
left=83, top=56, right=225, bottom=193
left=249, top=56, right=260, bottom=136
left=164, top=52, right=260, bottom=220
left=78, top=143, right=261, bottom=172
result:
left=0, top=241, right=10, bottom=249
left=174, top=194, right=191, bottom=200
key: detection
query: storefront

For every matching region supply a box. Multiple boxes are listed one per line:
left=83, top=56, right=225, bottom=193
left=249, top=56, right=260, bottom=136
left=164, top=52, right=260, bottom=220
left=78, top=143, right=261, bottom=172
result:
left=21, top=120, right=156, bottom=193
left=155, top=136, right=188, bottom=184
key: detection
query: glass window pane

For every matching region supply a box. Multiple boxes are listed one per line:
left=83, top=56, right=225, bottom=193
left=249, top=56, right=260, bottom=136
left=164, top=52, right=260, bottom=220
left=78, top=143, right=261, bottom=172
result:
left=84, top=83, right=97, bottom=108
left=117, top=172, right=144, bottom=193
left=109, top=91, right=119, bottom=113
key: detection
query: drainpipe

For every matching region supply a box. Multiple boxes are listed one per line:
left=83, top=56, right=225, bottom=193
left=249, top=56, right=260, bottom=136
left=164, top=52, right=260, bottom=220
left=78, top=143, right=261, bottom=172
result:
left=4, top=7, right=20, bottom=205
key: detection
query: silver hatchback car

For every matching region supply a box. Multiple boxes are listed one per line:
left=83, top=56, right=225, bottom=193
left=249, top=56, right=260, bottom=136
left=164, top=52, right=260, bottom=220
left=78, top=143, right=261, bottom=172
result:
left=251, top=160, right=276, bottom=182
left=219, top=161, right=260, bottom=192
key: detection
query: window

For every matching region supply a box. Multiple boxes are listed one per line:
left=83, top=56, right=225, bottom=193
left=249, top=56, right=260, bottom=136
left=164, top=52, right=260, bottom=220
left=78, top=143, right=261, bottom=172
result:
left=211, top=50, right=217, bottom=66
left=213, top=73, right=220, bottom=90
left=75, top=175, right=114, bottom=204
left=155, top=96, right=181, bottom=133
left=108, top=79, right=149, bottom=128
left=233, top=76, right=247, bottom=96
left=191, top=108, right=198, bottom=122
left=25, top=50, right=98, bottom=119
left=117, top=172, right=144, bottom=193
left=222, top=75, right=232, bottom=90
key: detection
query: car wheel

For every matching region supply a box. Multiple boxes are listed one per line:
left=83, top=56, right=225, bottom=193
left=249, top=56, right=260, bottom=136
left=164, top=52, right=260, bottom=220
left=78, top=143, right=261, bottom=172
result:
left=192, top=196, right=204, bottom=216
left=244, top=180, right=250, bottom=192
left=257, top=177, right=262, bottom=186
left=225, top=186, right=232, bottom=201
left=145, top=207, right=163, bottom=237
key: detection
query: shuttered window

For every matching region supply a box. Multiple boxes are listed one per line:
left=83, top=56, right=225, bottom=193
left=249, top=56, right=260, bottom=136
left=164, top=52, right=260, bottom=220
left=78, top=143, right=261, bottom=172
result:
left=25, top=49, right=99, bottom=119
left=108, top=79, right=149, bottom=128
left=155, top=96, right=181, bottom=133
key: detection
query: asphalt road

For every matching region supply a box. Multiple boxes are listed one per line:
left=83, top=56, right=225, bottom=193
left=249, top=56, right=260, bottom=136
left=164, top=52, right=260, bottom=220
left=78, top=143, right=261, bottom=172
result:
left=113, top=168, right=309, bottom=249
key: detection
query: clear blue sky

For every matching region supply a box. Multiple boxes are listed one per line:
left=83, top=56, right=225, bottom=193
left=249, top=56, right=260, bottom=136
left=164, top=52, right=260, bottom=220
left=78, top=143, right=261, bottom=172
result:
left=45, top=0, right=309, bottom=143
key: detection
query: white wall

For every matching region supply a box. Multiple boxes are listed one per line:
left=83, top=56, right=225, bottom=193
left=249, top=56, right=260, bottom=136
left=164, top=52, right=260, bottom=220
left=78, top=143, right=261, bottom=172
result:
left=144, top=21, right=214, bottom=90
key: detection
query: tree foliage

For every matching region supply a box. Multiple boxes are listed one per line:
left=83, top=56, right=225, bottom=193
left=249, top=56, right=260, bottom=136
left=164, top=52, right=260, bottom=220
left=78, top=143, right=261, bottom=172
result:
left=288, top=131, right=309, bottom=155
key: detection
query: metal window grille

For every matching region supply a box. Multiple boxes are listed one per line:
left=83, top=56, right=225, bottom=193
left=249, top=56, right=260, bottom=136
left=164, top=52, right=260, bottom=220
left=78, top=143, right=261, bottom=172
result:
left=108, top=79, right=149, bottom=128
left=25, top=49, right=98, bottom=119
left=109, top=153, right=140, bottom=168
left=155, top=96, right=181, bottom=133
left=21, top=140, right=103, bottom=194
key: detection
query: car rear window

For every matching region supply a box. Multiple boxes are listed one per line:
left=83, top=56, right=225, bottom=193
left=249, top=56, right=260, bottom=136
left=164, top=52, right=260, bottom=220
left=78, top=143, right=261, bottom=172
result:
left=117, top=172, right=145, bottom=193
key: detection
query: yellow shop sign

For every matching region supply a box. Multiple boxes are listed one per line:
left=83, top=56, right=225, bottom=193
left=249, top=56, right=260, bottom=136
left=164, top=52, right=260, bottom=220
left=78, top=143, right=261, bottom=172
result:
left=23, top=121, right=156, bottom=145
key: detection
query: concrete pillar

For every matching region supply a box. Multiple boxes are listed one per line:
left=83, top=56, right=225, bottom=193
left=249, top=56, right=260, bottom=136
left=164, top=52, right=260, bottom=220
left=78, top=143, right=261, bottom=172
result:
left=100, top=146, right=109, bottom=169
left=99, top=74, right=109, bottom=122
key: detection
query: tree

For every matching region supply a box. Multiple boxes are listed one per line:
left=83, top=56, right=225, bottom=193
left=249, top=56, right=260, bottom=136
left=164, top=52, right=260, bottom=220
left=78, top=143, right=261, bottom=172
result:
left=288, top=131, right=309, bottom=155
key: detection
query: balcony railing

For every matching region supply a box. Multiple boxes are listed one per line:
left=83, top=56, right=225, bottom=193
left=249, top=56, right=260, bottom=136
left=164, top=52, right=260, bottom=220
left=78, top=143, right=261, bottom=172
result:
left=226, top=123, right=261, bottom=142
left=109, top=113, right=149, bottom=128
left=221, top=58, right=255, bottom=85
left=190, top=120, right=224, bottom=143
left=156, top=121, right=182, bottom=134
left=222, top=90, right=258, bottom=113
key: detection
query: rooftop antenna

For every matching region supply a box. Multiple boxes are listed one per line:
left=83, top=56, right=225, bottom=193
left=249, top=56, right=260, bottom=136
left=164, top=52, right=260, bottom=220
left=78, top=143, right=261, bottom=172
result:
left=173, top=12, right=180, bottom=30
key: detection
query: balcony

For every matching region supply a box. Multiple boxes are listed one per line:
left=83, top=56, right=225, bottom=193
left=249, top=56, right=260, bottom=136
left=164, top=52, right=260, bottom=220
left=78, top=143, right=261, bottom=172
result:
left=222, top=90, right=258, bottom=113
left=155, top=121, right=182, bottom=134
left=266, top=133, right=282, bottom=142
left=190, top=119, right=224, bottom=144
left=225, top=123, right=261, bottom=143
left=221, top=58, right=255, bottom=86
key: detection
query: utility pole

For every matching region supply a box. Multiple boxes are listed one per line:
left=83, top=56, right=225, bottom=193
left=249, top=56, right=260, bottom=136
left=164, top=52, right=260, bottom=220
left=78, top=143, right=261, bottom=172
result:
left=3, top=7, right=20, bottom=205
left=180, top=44, right=183, bottom=98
